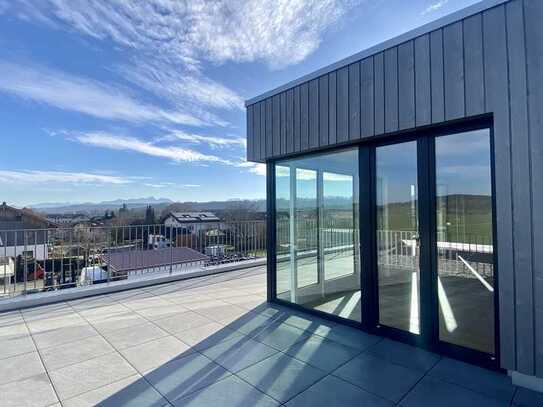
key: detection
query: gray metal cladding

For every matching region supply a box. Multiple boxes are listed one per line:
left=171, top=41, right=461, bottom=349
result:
left=245, top=0, right=543, bottom=378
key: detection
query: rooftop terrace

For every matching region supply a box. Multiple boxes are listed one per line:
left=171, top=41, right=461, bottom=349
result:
left=1, top=265, right=541, bottom=407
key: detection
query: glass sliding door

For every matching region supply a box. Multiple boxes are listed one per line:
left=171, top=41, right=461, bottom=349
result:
left=275, top=165, right=292, bottom=299
left=274, top=148, right=361, bottom=321
left=376, top=142, right=420, bottom=334
left=435, top=129, right=495, bottom=354
left=296, top=168, right=318, bottom=288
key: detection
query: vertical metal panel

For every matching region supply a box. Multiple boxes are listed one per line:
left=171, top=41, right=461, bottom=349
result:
left=415, top=34, right=431, bottom=126
left=525, top=0, right=543, bottom=376
left=294, top=86, right=301, bottom=152
left=272, top=94, right=280, bottom=156
left=260, top=101, right=266, bottom=161
left=384, top=47, right=399, bottom=133
left=329, top=71, right=337, bottom=145
left=286, top=89, right=294, bottom=154
left=319, top=75, right=329, bottom=147
left=349, top=62, right=361, bottom=140
left=398, top=41, right=415, bottom=130
left=374, top=52, right=385, bottom=134
left=266, top=98, right=273, bottom=158
left=280, top=92, right=287, bottom=155
left=361, top=57, right=374, bottom=138
left=300, top=82, right=309, bottom=150
left=246, top=104, right=254, bottom=161
left=253, top=102, right=260, bottom=162
left=443, top=21, right=465, bottom=120
left=464, top=13, right=485, bottom=116
left=430, top=29, right=445, bottom=123
left=484, top=4, right=519, bottom=373
left=309, top=78, right=319, bottom=148
left=337, top=66, right=349, bottom=142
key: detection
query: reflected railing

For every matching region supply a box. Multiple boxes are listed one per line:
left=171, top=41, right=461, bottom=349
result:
left=0, top=221, right=266, bottom=298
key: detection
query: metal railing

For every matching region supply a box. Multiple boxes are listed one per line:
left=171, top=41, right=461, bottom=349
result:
left=0, top=221, right=266, bottom=298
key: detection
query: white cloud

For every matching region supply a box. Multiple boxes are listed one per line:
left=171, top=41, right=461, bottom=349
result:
left=422, top=0, right=448, bottom=15
left=0, top=170, right=131, bottom=185
left=239, top=162, right=266, bottom=176
left=74, top=132, right=230, bottom=164
left=118, top=59, right=244, bottom=112
left=164, top=130, right=246, bottom=149
left=0, top=62, right=207, bottom=127
left=5, top=0, right=359, bottom=69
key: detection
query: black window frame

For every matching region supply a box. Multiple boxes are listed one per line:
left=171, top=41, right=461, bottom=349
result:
left=267, top=114, right=500, bottom=370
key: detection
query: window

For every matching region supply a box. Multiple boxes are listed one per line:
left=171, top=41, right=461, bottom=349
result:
left=275, top=148, right=361, bottom=322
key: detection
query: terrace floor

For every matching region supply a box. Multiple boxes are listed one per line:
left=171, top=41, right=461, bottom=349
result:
left=0, top=266, right=541, bottom=406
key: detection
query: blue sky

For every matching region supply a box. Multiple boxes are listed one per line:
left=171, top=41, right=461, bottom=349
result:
left=0, top=0, right=479, bottom=207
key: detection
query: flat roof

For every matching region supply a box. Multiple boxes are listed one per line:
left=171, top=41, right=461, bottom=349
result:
left=245, top=0, right=508, bottom=106
left=107, top=247, right=209, bottom=272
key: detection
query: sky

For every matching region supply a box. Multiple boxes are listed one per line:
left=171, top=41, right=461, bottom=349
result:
left=0, top=0, right=481, bottom=207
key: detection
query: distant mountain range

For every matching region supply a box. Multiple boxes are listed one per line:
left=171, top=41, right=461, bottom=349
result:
left=30, top=197, right=174, bottom=214
left=30, top=197, right=268, bottom=215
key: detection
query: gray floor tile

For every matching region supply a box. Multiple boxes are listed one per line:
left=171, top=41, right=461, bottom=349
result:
left=88, top=311, right=149, bottom=333
left=0, top=320, right=30, bottom=340
left=171, top=375, right=279, bottom=407
left=26, top=313, right=88, bottom=334
left=201, top=335, right=278, bottom=373
left=62, top=374, right=167, bottom=407
left=314, top=323, right=382, bottom=351
left=32, top=324, right=99, bottom=350
left=252, top=321, right=311, bottom=351
left=428, top=357, right=515, bottom=402
left=280, top=313, right=337, bottom=334
left=174, top=321, right=244, bottom=351
left=0, top=373, right=58, bottom=407
left=400, top=376, right=509, bottom=407
left=513, top=387, right=543, bottom=407
left=49, top=352, right=137, bottom=400
left=285, top=335, right=361, bottom=372
left=135, top=304, right=189, bottom=320
left=333, top=352, right=425, bottom=403
left=0, top=331, right=36, bottom=359
left=0, top=351, right=45, bottom=385
left=154, top=311, right=213, bottom=335
left=120, top=335, right=194, bottom=374
left=144, top=352, right=231, bottom=401
left=22, top=303, right=73, bottom=321
left=286, top=375, right=394, bottom=407
left=237, top=352, right=327, bottom=404
left=226, top=311, right=280, bottom=336
left=41, top=335, right=115, bottom=371
left=366, top=338, right=440, bottom=372
left=102, top=321, right=169, bottom=350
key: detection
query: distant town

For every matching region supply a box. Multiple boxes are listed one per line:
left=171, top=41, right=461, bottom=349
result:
left=26, top=198, right=267, bottom=228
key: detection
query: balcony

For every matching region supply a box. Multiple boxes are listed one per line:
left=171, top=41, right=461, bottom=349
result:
left=1, top=264, right=540, bottom=406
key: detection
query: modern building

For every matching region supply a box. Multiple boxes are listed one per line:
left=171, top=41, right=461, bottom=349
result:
left=0, top=202, right=56, bottom=261
left=45, top=213, right=90, bottom=226
left=245, top=0, right=543, bottom=393
left=163, top=211, right=222, bottom=228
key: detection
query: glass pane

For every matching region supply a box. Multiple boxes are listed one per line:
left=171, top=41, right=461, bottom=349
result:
left=275, top=148, right=361, bottom=321
left=296, top=168, right=318, bottom=288
left=276, top=165, right=291, bottom=298
left=435, top=129, right=495, bottom=354
left=323, top=172, right=356, bottom=280
left=376, top=141, right=420, bottom=334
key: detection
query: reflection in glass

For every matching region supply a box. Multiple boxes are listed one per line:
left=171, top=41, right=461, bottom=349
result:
left=275, top=165, right=291, bottom=297
left=436, top=129, right=495, bottom=354
left=376, top=142, right=420, bottom=334
left=275, top=148, right=361, bottom=321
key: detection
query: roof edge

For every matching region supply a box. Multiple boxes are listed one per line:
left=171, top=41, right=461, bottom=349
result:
left=245, top=0, right=508, bottom=107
